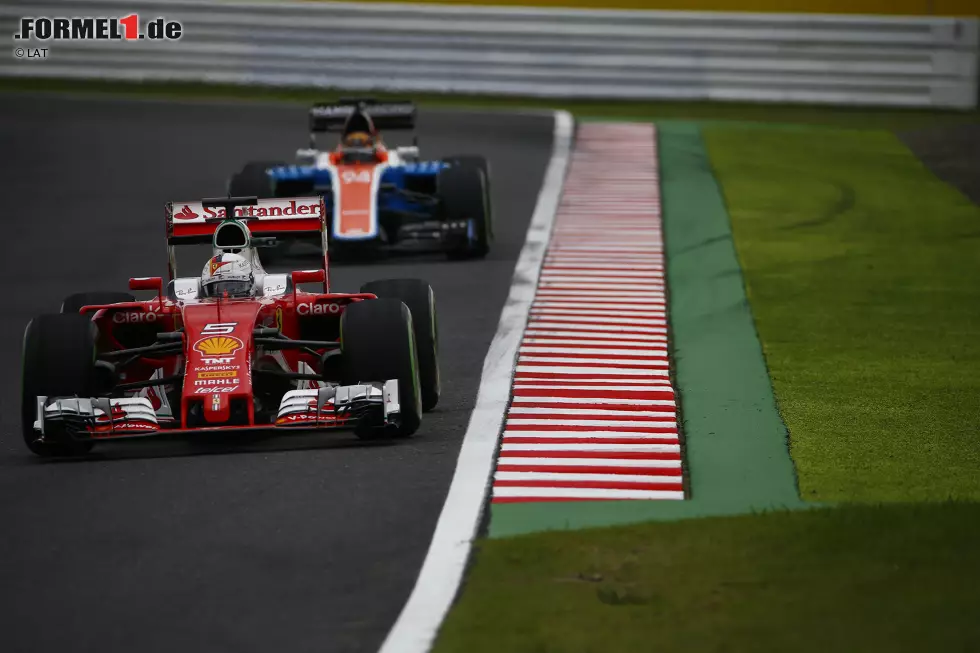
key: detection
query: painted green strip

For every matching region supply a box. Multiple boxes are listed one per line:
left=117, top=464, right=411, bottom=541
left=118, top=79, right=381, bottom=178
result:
left=657, top=122, right=807, bottom=511
left=489, top=122, right=807, bottom=537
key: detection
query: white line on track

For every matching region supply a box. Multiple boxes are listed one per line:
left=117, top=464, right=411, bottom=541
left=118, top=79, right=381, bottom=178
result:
left=502, top=429, right=678, bottom=438
left=377, top=111, right=573, bottom=653
left=530, top=308, right=666, bottom=318
left=526, top=322, right=667, bottom=334
left=506, top=420, right=677, bottom=430
left=519, top=347, right=669, bottom=356
left=514, top=366, right=671, bottom=376
left=492, top=487, right=685, bottom=500
left=508, top=406, right=677, bottom=418
left=533, top=289, right=666, bottom=297
left=529, top=315, right=667, bottom=326
left=501, top=442, right=680, bottom=452
left=494, top=471, right=681, bottom=484
left=524, top=336, right=667, bottom=348
left=496, top=456, right=681, bottom=469
left=511, top=384, right=674, bottom=392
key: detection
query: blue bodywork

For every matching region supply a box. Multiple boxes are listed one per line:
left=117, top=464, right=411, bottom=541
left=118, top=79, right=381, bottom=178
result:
left=266, top=160, right=452, bottom=243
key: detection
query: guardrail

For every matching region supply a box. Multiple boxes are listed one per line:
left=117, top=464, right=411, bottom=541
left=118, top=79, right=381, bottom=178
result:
left=2, top=0, right=978, bottom=108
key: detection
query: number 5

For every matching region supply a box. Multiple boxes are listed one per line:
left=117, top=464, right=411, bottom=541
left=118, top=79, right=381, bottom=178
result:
left=202, top=323, right=236, bottom=335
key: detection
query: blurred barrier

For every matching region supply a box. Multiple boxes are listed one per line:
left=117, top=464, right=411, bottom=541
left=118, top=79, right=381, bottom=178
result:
left=2, top=0, right=978, bottom=108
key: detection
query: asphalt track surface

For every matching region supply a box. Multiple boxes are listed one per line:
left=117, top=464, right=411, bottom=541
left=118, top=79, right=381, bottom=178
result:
left=0, top=94, right=554, bottom=653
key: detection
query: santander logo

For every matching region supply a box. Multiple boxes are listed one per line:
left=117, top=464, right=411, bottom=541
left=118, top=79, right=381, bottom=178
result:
left=203, top=200, right=321, bottom=220
left=174, top=205, right=199, bottom=220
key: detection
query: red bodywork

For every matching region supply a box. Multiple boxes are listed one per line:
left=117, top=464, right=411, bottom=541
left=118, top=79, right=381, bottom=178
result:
left=72, top=195, right=377, bottom=436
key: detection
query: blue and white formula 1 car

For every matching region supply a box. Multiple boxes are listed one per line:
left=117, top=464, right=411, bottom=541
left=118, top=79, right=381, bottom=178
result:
left=227, top=99, right=493, bottom=260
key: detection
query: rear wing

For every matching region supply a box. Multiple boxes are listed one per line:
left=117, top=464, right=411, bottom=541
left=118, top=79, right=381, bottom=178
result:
left=166, top=195, right=326, bottom=242
left=309, top=98, right=416, bottom=133
left=165, top=195, right=329, bottom=284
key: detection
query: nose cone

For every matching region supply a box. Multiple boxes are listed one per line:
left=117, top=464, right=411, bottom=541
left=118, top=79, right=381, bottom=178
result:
left=180, top=300, right=263, bottom=427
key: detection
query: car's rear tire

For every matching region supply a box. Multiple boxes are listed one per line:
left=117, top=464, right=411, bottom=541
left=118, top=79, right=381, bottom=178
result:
left=21, top=314, right=99, bottom=457
left=227, top=161, right=283, bottom=198
left=341, top=299, right=422, bottom=439
left=438, top=160, right=492, bottom=260
left=61, top=291, right=135, bottom=315
left=359, top=279, right=439, bottom=412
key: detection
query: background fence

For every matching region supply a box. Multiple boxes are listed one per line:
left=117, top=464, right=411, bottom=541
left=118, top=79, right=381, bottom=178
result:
left=2, top=0, right=978, bottom=108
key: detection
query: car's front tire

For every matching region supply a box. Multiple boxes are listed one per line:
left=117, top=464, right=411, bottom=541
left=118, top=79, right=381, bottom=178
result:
left=341, top=299, right=422, bottom=439
left=438, top=159, right=492, bottom=260
left=359, top=279, right=439, bottom=412
left=21, top=314, right=100, bottom=457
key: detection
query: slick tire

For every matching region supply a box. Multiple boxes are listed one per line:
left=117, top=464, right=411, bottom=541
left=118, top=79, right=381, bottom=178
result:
left=438, top=160, right=492, bottom=260
left=61, top=291, right=135, bottom=315
left=359, top=279, right=440, bottom=412
left=227, top=161, right=283, bottom=198
left=444, top=155, right=494, bottom=242
left=21, top=314, right=99, bottom=457
left=341, top=299, right=422, bottom=439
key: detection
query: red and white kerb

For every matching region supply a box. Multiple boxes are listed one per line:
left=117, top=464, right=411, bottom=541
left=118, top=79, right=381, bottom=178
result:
left=492, top=123, right=684, bottom=503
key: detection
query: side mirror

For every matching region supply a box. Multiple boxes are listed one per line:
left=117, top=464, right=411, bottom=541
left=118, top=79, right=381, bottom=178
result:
left=291, top=269, right=325, bottom=285
left=291, top=269, right=327, bottom=296
left=296, top=148, right=318, bottom=165
left=396, top=146, right=420, bottom=161
left=129, top=277, right=164, bottom=300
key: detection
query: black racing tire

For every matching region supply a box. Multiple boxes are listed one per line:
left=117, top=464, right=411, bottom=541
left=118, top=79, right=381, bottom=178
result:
left=359, top=279, right=439, bottom=412
left=21, top=314, right=99, bottom=457
left=341, top=299, right=422, bottom=439
left=227, top=160, right=283, bottom=198
left=443, top=155, right=494, bottom=242
left=61, top=291, right=135, bottom=315
left=437, top=161, right=492, bottom=260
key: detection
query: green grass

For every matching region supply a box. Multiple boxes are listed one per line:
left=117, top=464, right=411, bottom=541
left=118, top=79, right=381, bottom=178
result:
left=2, top=78, right=978, bottom=130
left=435, top=502, right=980, bottom=653
left=702, top=126, right=980, bottom=503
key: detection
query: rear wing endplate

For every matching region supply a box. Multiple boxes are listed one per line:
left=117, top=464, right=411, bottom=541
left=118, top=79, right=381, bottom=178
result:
left=309, top=98, right=416, bottom=133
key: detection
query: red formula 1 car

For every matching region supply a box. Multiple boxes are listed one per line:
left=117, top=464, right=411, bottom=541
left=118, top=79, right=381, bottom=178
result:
left=21, top=195, right=439, bottom=457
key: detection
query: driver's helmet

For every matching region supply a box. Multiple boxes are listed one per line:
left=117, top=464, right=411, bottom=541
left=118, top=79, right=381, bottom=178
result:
left=201, top=253, right=254, bottom=299
left=341, top=109, right=377, bottom=150
left=343, top=131, right=375, bottom=148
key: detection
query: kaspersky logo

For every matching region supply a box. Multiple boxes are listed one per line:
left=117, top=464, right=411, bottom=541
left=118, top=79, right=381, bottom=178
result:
left=174, top=205, right=199, bottom=220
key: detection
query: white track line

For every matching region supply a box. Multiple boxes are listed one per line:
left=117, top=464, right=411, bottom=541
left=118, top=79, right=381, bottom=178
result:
left=492, top=487, right=685, bottom=500
left=502, top=430, right=679, bottom=439
left=495, top=471, right=681, bottom=484
left=497, top=456, right=681, bottom=469
left=377, top=111, right=573, bottom=653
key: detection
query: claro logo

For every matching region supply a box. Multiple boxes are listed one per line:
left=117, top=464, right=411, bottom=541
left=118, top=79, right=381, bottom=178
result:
left=297, top=302, right=342, bottom=316
left=113, top=310, right=158, bottom=324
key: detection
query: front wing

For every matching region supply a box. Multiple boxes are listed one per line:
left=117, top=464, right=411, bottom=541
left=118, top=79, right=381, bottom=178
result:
left=32, top=381, right=401, bottom=442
